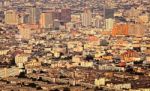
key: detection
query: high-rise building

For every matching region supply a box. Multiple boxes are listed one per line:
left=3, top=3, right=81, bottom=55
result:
left=4, top=10, right=19, bottom=25
left=23, top=14, right=30, bottom=24
left=60, top=8, right=71, bottom=23
left=53, top=9, right=61, bottom=20
left=0, top=11, right=4, bottom=22
left=53, top=19, right=60, bottom=30
left=92, top=15, right=102, bottom=28
left=40, top=11, right=54, bottom=29
left=17, top=13, right=29, bottom=24
left=3, top=0, right=11, bottom=7
left=28, top=6, right=40, bottom=24
left=0, top=0, right=4, bottom=8
left=81, top=8, right=92, bottom=27
left=112, top=23, right=129, bottom=36
left=105, top=8, right=115, bottom=19
left=106, top=18, right=115, bottom=31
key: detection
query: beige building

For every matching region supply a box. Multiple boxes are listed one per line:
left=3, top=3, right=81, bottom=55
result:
left=81, top=8, right=92, bottom=27
left=15, top=54, right=29, bottom=66
left=105, top=18, right=115, bottom=31
left=95, top=78, right=106, bottom=86
left=40, top=11, right=54, bottom=29
left=5, top=10, right=19, bottom=25
left=0, top=50, right=9, bottom=55
left=0, top=67, right=20, bottom=78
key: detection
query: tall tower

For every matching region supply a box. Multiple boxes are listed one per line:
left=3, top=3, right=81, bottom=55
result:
left=28, top=6, right=40, bottom=24
left=81, top=8, right=92, bottom=27
left=40, top=11, right=54, bottom=29
left=103, top=0, right=115, bottom=30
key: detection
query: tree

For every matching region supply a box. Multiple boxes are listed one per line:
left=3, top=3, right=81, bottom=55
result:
left=28, top=83, right=37, bottom=88
left=10, top=57, right=16, bottom=66
left=36, top=86, right=42, bottom=90
left=126, top=66, right=134, bottom=73
left=18, top=72, right=26, bottom=78
left=100, top=40, right=109, bottom=46
left=51, top=89, right=60, bottom=91
left=63, top=87, right=70, bottom=91
left=85, top=55, right=94, bottom=61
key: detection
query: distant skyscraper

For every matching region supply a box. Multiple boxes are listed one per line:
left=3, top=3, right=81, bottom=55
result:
left=81, top=8, right=92, bottom=27
left=0, top=0, right=4, bottom=7
left=105, top=8, right=115, bottom=19
left=60, top=8, right=71, bottom=23
left=92, top=15, right=102, bottom=28
left=4, top=0, right=11, bottom=7
left=53, top=8, right=71, bottom=24
left=103, top=6, right=115, bottom=29
left=54, top=9, right=61, bottom=20
left=23, top=14, right=30, bottom=24
left=40, top=11, right=54, bottom=29
left=28, top=6, right=40, bottom=24
left=106, top=18, right=115, bottom=31
left=0, top=11, right=4, bottom=22
left=53, top=19, right=60, bottom=30
left=4, top=10, right=19, bottom=25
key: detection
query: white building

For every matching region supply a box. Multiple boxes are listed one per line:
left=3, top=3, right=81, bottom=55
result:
left=15, top=54, right=29, bottom=66
left=0, top=67, right=21, bottom=78
left=0, top=50, right=9, bottom=55
left=105, top=18, right=115, bottom=31
left=95, top=78, right=106, bottom=86
left=81, top=8, right=92, bottom=27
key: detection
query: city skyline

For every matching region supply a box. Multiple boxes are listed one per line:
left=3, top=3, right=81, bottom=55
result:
left=0, top=0, right=149, bottom=91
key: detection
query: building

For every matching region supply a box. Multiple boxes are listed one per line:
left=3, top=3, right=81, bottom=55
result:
left=4, top=10, right=19, bottom=25
left=128, top=24, right=145, bottom=37
left=81, top=8, right=92, bottom=27
left=120, top=50, right=140, bottom=62
left=21, top=13, right=30, bottom=24
left=40, top=11, right=54, bottom=29
left=80, top=61, right=93, bottom=67
left=18, top=24, right=32, bottom=40
left=71, top=14, right=81, bottom=23
left=72, top=56, right=81, bottom=63
left=3, top=0, right=11, bottom=7
left=112, top=23, right=129, bottom=36
left=92, top=15, right=102, bottom=28
left=15, top=54, right=29, bottom=67
left=53, top=19, right=60, bottom=30
left=28, top=6, right=40, bottom=24
left=0, top=50, right=9, bottom=55
left=60, top=8, right=71, bottom=23
left=138, top=14, right=149, bottom=23
left=18, top=24, right=40, bottom=39
left=105, top=8, right=115, bottom=19
left=95, top=78, right=106, bottom=86
left=106, top=18, right=115, bottom=31
left=0, top=67, right=21, bottom=78
left=53, top=9, right=61, bottom=20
